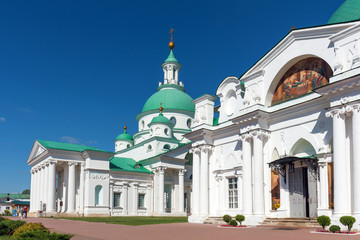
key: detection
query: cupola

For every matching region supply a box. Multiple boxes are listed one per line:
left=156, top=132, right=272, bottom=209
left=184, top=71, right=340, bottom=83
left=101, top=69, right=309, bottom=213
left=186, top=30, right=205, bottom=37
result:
left=114, top=125, right=134, bottom=151
left=148, top=106, right=174, bottom=138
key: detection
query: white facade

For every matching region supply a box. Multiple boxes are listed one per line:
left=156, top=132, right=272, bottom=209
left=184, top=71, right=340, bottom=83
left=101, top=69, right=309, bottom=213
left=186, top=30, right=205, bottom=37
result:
left=187, top=20, right=360, bottom=228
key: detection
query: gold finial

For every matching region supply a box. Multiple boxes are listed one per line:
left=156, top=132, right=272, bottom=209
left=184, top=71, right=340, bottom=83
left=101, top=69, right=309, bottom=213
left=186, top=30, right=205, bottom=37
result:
left=169, top=28, right=175, bottom=50
left=124, top=122, right=127, bottom=131
left=159, top=102, right=164, bottom=113
left=290, top=26, right=296, bottom=32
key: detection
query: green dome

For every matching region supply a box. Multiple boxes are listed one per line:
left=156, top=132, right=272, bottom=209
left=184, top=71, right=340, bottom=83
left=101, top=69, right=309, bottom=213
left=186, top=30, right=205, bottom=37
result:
left=164, top=50, right=178, bottom=63
left=149, top=113, right=173, bottom=125
left=115, top=130, right=133, bottom=141
left=328, top=0, right=360, bottom=24
left=142, top=88, right=195, bottom=113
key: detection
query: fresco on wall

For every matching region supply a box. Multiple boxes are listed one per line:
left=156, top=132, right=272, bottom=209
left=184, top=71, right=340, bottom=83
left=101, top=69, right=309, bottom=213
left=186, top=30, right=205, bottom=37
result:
left=271, top=58, right=333, bottom=105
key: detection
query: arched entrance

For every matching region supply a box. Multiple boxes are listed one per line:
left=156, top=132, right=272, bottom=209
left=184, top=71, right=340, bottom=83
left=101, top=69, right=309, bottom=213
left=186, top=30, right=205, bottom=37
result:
left=269, top=139, right=318, bottom=218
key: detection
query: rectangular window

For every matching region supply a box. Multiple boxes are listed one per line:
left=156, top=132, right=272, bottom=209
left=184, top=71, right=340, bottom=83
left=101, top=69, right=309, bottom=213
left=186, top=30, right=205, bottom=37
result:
left=228, top=178, right=238, bottom=209
left=113, top=192, right=121, bottom=208
left=138, top=194, right=145, bottom=208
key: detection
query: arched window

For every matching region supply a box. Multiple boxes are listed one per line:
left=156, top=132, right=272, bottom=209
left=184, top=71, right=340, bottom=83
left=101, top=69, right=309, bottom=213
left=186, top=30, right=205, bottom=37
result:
left=271, top=57, right=332, bottom=105
left=148, top=145, right=152, bottom=151
left=164, top=128, right=169, bottom=135
left=95, top=185, right=103, bottom=206
left=127, top=144, right=130, bottom=148
left=163, top=144, right=170, bottom=150
left=170, top=117, right=176, bottom=126
left=187, top=119, right=192, bottom=128
left=141, top=120, right=145, bottom=130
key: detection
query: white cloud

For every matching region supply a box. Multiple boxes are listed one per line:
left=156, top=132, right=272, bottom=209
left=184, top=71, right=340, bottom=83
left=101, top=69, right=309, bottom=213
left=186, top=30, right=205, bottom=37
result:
left=61, top=136, right=80, bottom=144
left=20, top=108, right=32, bottom=113
left=0, top=117, right=6, bottom=122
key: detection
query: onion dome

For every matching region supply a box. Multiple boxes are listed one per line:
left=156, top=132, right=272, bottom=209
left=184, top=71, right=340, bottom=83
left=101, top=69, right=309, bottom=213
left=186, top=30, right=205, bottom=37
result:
left=115, top=125, right=133, bottom=141
left=328, top=0, right=360, bottom=24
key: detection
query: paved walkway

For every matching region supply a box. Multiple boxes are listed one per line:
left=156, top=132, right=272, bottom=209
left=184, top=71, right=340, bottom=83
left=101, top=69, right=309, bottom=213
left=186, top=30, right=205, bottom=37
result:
left=6, top=217, right=360, bottom=240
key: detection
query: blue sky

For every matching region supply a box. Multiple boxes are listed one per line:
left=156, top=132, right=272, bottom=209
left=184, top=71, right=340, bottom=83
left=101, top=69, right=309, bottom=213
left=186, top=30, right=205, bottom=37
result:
left=0, top=0, right=342, bottom=193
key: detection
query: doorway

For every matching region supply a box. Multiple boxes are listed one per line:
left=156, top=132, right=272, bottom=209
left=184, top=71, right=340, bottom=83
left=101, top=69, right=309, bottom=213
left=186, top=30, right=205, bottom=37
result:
left=289, top=167, right=317, bottom=218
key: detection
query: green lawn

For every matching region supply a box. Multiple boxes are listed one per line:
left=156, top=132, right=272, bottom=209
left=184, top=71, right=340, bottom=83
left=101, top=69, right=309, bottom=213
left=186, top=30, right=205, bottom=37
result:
left=54, top=216, right=188, bottom=226
left=0, top=236, right=12, bottom=240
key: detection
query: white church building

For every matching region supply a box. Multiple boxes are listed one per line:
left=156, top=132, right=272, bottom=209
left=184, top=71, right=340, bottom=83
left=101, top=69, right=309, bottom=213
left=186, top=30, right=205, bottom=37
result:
left=28, top=0, right=360, bottom=227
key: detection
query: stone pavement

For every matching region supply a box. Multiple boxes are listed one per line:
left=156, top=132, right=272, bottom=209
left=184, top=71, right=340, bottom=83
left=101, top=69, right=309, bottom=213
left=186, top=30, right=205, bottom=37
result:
left=7, top=217, right=360, bottom=240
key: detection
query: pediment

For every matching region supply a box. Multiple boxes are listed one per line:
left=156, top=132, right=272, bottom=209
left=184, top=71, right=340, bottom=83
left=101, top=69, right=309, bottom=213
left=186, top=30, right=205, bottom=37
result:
left=27, top=140, right=47, bottom=163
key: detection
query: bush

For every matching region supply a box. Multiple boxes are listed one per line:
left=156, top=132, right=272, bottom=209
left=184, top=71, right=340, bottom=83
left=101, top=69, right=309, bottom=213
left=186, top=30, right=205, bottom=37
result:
left=317, top=215, right=331, bottom=230
left=0, top=220, right=25, bottom=235
left=12, top=223, right=49, bottom=239
left=3, top=210, right=11, bottom=216
left=235, top=215, right=245, bottom=226
left=329, top=225, right=341, bottom=233
left=223, top=215, right=232, bottom=223
left=0, top=217, right=4, bottom=222
left=229, top=220, right=237, bottom=227
left=13, top=229, right=73, bottom=240
left=340, top=216, right=356, bottom=233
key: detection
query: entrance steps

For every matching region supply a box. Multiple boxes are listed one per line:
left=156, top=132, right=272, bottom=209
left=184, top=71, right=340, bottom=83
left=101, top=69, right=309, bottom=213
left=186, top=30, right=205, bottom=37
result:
left=203, top=217, right=224, bottom=224
left=260, top=218, right=320, bottom=228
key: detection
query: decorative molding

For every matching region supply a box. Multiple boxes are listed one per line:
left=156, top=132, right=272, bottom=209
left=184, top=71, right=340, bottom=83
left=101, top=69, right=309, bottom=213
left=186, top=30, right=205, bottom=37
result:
left=326, top=105, right=353, bottom=118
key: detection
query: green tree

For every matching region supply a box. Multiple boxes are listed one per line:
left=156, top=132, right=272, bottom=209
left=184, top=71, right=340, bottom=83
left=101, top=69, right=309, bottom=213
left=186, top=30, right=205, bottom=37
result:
left=21, top=189, right=30, bottom=194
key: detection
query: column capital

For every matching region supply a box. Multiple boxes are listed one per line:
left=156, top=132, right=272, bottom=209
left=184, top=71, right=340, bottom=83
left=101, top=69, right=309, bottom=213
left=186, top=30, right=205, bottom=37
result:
left=326, top=106, right=352, bottom=118
left=156, top=166, right=167, bottom=173
left=318, top=162, right=328, bottom=168
left=250, top=129, right=270, bottom=140
left=68, top=162, right=78, bottom=167
left=200, top=144, right=213, bottom=153
left=189, top=147, right=200, bottom=155
left=240, top=132, right=252, bottom=141
left=179, top=168, right=186, bottom=175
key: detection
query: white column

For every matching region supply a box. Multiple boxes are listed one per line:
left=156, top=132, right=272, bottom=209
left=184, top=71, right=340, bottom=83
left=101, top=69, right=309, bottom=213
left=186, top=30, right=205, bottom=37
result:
left=237, top=175, right=243, bottom=210
left=191, top=148, right=200, bottom=215
left=153, top=170, right=159, bottom=212
left=178, top=169, right=185, bottom=213
left=109, top=183, right=114, bottom=215
left=40, top=165, right=46, bottom=210
left=33, top=169, right=39, bottom=211
left=79, top=163, right=85, bottom=214
left=241, top=134, right=253, bottom=215
left=253, top=131, right=265, bottom=215
left=318, top=163, right=328, bottom=209
left=123, top=183, right=128, bottom=215
left=44, top=163, right=49, bottom=207
left=67, top=162, right=76, bottom=213
left=133, top=183, right=138, bottom=215
left=57, top=171, right=63, bottom=213
left=327, top=109, right=349, bottom=215
left=146, top=185, right=152, bottom=215
left=352, top=106, right=360, bottom=216
left=158, top=167, right=166, bottom=213
left=200, top=146, right=210, bottom=216
left=29, top=170, right=35, bottom=212
left=47, top=161, right=56, bottom=213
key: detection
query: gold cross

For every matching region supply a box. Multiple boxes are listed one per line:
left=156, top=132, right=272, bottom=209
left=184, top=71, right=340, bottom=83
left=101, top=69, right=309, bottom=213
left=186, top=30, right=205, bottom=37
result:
left=169, top=28, right=175, bottom=41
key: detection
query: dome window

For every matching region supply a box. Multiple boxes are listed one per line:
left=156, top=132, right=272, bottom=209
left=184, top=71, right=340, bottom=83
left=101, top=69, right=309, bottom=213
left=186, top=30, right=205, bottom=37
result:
left=163, top=144, right=170, bottom=150
left=187, top=118, right=192, bottom=128
left=164, top=128, right=169, bottom=135
left=148, top=145, right=152, bottom=151
left=127, top=144, right=130, bottom=148
left=141, top=120, right=145, bottom=130
left=170, top=117, right=176, bottom=126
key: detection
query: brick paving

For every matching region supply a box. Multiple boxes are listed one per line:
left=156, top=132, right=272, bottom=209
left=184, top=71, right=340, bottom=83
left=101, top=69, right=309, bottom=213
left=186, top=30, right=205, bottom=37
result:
left=7, top=217, right=360, bottom=240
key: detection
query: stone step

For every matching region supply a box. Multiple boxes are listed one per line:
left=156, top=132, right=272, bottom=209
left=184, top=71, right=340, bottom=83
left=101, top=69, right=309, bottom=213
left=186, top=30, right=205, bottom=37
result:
left=260, top=218, right=319, bottom=228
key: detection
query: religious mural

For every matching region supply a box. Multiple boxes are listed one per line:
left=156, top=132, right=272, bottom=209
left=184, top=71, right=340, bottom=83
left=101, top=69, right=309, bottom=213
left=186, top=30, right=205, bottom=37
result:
left=271, top=58, right=333, bottom=105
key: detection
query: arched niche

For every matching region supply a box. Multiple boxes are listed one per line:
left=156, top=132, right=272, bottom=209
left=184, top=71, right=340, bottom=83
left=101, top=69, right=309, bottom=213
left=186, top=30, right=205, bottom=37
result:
left=266, top=55, right=333, bottom=106
left=290, top=138, right=316, bottom=157
left=223, top=153, right=237, bottom=170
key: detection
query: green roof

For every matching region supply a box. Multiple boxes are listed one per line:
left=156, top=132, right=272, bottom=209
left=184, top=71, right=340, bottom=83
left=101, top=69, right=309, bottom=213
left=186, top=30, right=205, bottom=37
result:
left=328, top=0, right=360, bottom=24
left=164, top=50, right=179, bottom=63
left=11, top=201, right=30, bottom=205
left=142, top=88, right=195, bottom=113
left=115, top=130, right=133, bottom=141
left=0, top=194, right=30, bottom=199
left=110, top=157, right=153, bottom=174
left=37, top=140, right=112, bottom=153
left=213, top=117, right=219, bottom=126
left=149, top=113, right=173, bottom=125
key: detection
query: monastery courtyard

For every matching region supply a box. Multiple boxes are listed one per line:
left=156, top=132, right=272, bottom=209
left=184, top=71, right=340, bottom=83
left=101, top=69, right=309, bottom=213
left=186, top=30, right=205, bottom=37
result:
left=6, top=217, right=358, bottom=240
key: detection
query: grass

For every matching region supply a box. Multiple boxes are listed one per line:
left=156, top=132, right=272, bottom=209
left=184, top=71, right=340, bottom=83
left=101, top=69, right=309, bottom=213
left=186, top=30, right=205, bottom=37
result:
left=0, top=236, right=12, bottom=240
left=54, top=216, right=188, bottom=226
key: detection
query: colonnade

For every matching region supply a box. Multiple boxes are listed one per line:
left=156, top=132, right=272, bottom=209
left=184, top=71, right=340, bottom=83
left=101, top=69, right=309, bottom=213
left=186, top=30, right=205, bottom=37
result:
left=153, top=166, right=186, bottom=214
left=190, top=145, right=212, bottom=217
left=30, top=161, right=85, bottom=214
left=240, top=130, right=268, bottom=216
left=326, top=104, right=360, bottom=216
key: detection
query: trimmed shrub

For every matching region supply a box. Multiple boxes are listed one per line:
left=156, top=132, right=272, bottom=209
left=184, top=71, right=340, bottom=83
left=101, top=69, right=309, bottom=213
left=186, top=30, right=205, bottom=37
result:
left=0, top=217, right=4, bottom=222
left=329, top=225, right=341, bottom=233
left=3, top=210, right=11, bottom=216
left=229, top=220, right=237, bottom=227
left=13, top=229, right=73, bottom=240
left=223, top=215, right=232, bottom=223
left=317, top=215, right=331, bottom=230
left=235, top=215, right=245, bottom=226
left=12, top=223, right=49, bottom=239
left=0, top=220, right=25, bottom=235
left=340, top=216, right=356, bottom=233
